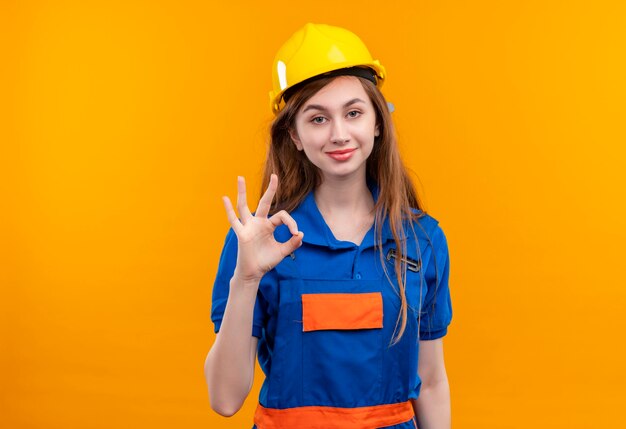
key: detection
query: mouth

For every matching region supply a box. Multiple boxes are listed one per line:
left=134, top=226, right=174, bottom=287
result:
left=326, top=148, right=356, bottom=161
left=326, top=148, right=356, bottom=155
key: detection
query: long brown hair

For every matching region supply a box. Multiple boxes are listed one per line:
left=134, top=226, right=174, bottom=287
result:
left=261, top=75, right=426, bottom=344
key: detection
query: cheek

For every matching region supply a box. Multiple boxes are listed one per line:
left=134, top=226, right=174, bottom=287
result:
left=300, top=141, right=324, bottom=162
left=363, top=141, right=375, bottom=159
left=357, top=124, right=378, bottom=144
left=298, top=129, right=327, bottom=150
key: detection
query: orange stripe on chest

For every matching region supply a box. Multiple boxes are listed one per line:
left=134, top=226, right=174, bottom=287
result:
left=301, top=292, right=383, bottom=332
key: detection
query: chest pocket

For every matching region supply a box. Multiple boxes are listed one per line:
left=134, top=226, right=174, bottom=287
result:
left=385, top=246, right=426, bottom=312
left=300, top=289, right=384, bottom=407
left=386, top=248, right=421, bottom=273
left=302, top=292, right=383, bottom=331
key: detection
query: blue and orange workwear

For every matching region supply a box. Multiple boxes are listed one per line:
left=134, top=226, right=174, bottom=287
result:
left=211, top=185, right=453, bottom=429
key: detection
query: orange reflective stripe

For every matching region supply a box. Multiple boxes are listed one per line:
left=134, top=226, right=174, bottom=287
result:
left=301, top=292, right=383, bottom=332
left=254, top=401, right=414, bottom=429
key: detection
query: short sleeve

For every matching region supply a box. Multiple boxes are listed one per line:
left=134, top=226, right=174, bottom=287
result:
left=419, top=225, right=453, bottom=340
left=210, top=229, right=267, bottom=338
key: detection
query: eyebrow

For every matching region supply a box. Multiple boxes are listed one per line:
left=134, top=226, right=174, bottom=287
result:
left=301, top=98, right=367, bottom=113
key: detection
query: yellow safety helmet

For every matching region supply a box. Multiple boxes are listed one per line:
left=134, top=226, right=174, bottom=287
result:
left=270, top=23, right=386, bottom=115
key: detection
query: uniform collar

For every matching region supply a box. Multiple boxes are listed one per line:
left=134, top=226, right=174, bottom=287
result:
left=290, top=182, right=396, bottom=249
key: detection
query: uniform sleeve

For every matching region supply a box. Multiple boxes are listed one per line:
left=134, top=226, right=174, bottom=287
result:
left=419, top=225, right=453, bottom=340
left=210, top=228, right=267, bottom=338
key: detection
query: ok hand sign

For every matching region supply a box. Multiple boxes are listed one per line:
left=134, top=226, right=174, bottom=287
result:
left=222, top=174, right=304, bottom=283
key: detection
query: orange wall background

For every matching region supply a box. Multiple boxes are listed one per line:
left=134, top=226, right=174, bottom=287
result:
left=3, top=1, right=625, bottom=428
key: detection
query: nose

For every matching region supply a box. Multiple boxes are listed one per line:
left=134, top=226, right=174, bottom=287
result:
left=330, top=120, right=350, bottom=145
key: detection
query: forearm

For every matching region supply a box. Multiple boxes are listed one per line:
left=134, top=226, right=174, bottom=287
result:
left=412, top=377, right=451, bottom=429
left=205, top=276, right=259, bottom=416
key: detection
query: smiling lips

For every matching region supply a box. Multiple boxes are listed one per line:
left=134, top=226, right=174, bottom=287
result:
left=326, top=148, right=356, bottom=161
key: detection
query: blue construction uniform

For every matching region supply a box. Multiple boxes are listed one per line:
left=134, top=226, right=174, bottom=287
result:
left=211, top=185, right=453, bottom=428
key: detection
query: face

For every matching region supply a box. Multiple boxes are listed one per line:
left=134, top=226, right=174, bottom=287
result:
left=290, top=76, right=380, bottom=182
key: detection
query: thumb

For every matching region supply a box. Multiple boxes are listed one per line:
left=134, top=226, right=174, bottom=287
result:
left=280, top=232, right=304, bottom=256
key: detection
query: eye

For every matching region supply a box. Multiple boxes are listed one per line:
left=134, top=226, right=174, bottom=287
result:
left=347, top=110, right=361, bottom=118
left=311, top=116, right=327, bottom=124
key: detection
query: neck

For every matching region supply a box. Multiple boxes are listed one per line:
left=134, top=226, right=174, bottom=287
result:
left=314, top=173, right=374, bottom=216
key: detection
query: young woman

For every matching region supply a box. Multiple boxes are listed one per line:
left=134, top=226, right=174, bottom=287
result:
left=204, top=23, right=453, bottom=429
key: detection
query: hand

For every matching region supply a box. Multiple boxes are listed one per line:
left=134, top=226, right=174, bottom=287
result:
left=222, top=174, right=304, bottom=283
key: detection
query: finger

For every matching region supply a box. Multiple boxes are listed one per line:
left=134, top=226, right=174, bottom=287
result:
left=279, top=232, right=304, bottom=256
left=236, top=176, right=253, bottom=222
left=222, top=196, right=243, bottom=235
left=269, top=210, right=300, bottom=236
left=255, top=174, right=278, bottom=218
